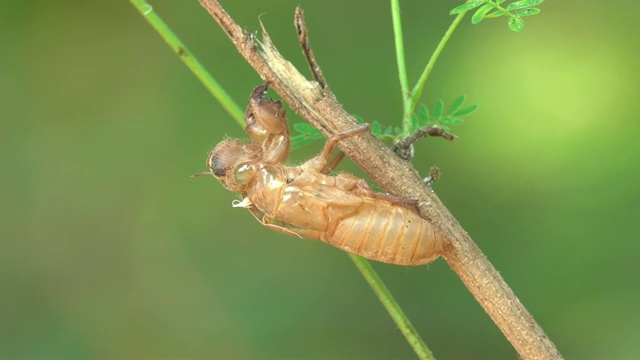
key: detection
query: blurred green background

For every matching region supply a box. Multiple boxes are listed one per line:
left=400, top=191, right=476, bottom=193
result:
left=1, top=0, right=639, bottom=358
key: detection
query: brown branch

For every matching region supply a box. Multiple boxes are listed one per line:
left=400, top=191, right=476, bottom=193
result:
left=197, top=1, right=563, bottom=359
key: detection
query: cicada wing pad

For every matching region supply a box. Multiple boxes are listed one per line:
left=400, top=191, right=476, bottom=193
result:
left=247, top=206, right=325, bottom=240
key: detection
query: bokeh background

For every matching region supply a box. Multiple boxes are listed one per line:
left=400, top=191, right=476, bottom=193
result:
left=1, top=0, right=639, bottom=358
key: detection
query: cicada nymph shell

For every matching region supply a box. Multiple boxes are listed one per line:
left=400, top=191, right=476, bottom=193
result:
left=206, top=84, right=444, bottom=265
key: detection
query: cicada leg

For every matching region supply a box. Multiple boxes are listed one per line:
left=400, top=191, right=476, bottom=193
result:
left=346, top=176, right=421, bottom=213
left=304, top=124, right=370, bottom=173
left=319, top=124, right=370, bottom=162
left=321, top=151, right=345, bottom=175
left=368, top=191, right=421, bottom=214
left=244, top=84, right=291, bottom=164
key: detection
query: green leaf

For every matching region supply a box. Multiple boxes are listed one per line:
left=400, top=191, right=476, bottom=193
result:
left=450, top=0, right=486, bottom=15
left=371, top=121, right=382, bottom=136
left=516, top=7, right=541, bottom=16
left=453, top=104, right=479, bottom=116
left=496, top=0, right=507, bottom=4
left=508, top=15, right=525, bottom=31
left=471, top=3, right=495, bottom=24
left=440, top=116, right=465, bottom=125
left=411, top=114, right=420, bottom=132
left=291, top=122, right=323, bottom=149
left=291, top=134, right=319, bottom=149
left=394, top=127, right=403, bottom=135
left=380, top=127, right=396, bottom=141
left=448, top=95, right=466, bottom=114
left=506, top=0, right=544, bottom=11
left=433, top=99, right=444, bottom=120
left=293, top=122, right=321, bottom=135
left=484, top=8, right=507, bottom=18
left=418, top=103, right=430, bottom=125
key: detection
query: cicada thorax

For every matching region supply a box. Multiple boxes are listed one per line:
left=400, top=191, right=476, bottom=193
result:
left=244, top=164, right=299, bottom=217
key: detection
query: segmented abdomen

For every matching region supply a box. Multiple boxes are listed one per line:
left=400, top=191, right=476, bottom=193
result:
left=323, top=200, right=443, bottom=265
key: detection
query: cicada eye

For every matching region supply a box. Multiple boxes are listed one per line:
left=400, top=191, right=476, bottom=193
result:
left=208, top=158, right=228, bottom=178
left=212, top=168, right=226, bottom=178
left=206, top=152, right=228, bottom=179
left=208, top=138, right=244, bottom=176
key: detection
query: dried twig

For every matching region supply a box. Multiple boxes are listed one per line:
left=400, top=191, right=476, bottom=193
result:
left=197, top=1, right=562, bottom=359
left=294, top=7, right=327, bottom=88
left=392, top=125, right=458, bottom=160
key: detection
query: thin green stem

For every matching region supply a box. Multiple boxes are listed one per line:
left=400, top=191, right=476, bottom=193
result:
left=350, top=255, right=435, bottom=360
left=391, top=0, right=410, bottom=124
left=408, top=11, right=466, bottom=119
left=130, top=0, right=244, bottom=125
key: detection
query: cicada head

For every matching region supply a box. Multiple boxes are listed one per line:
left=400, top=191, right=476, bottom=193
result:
left=207, top=138, right=260, bottom=192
